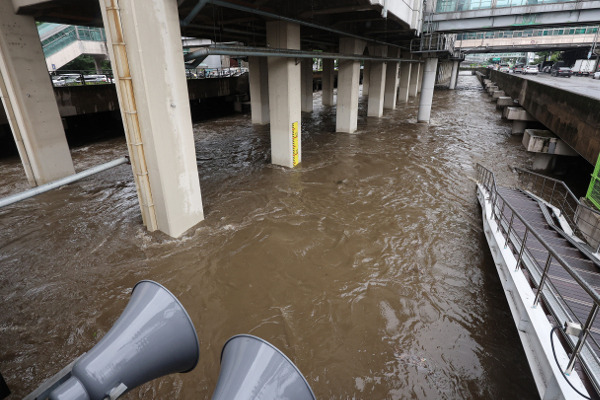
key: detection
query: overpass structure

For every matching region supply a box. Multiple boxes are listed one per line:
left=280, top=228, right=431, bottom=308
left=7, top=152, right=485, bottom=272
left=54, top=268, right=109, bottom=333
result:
left=456, top=25, right=599, bottom=53
left=430, top=0, right=600, bottom=32
left=1, top=0, right=457, bottom=238
left=38, top=23, right=109, bottom=71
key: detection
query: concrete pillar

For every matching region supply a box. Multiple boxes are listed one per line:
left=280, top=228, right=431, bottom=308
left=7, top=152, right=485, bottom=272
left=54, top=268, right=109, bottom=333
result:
left=322, top=58, right=335, bottom=106
left=301, top=58, right=313, bottom=113
left=512, top=120, right=527, bottom=135
left=362, top=61, right=370, bottom=96
left=0, top=0, right=75, bottom=186
left=367, top=45, right=387, bottom=118
left=449, top=60, right=460, bottom=90
left=398, top=62, right=412, bottom=103
left=417, top=57, right=439, bottom=123
left=249, top=56, right=269, bottom=124
left=409, top=60, right=420, bottom=97
left=336, top=38, right=366, bottom=133
left=99, top=0, right=203, bottom=238
left=384, top=48, right=400, bottom=110
left=266, top=21, right=301, bottom=167
left=416, top=63, right=423, bottom=94
left=532, top=154, right=556, bottom=171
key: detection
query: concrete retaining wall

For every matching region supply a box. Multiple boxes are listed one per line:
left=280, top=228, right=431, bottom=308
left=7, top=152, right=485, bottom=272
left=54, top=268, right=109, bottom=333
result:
left=0, top=75, right=249, bottom=125
left=488, top=70, right=600, bottom=164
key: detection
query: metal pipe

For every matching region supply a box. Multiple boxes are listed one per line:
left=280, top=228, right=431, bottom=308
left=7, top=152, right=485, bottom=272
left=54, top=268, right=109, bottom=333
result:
left=0, top=157, right=128, bottom=209
left=566, top=303, right=599, bottom=375
left=207, top=0, right=409, bottom=50
left=185, top=45, right=421, bottom=63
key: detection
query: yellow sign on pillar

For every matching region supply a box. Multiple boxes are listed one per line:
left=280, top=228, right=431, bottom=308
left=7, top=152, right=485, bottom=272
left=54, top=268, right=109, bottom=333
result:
left=292, top=121, right=299, bottom=167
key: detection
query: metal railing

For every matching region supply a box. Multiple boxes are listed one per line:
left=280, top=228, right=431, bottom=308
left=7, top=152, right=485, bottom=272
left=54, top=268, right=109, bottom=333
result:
left=410, top=32, right=457, bottom=55
left=515, top=168, right=600, bottom=253
left=476, top=164, right=600, bottom=393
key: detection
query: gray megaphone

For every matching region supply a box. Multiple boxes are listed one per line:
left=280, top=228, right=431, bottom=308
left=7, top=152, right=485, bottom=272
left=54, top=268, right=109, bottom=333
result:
left=48, top=280, right=199, bottom=400
left=212, top=334, right=316, bottom=400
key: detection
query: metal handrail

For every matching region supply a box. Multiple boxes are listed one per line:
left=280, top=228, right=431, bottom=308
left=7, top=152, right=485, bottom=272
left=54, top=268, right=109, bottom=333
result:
left=515, top=167, right=600, bottom=252
left=476, top=164, right=600, bottom=390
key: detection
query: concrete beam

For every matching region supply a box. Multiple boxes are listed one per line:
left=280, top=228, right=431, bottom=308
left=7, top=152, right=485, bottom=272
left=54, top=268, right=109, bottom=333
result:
left=336, top=37, right=366, bottom=133
left=99, top=0, right=203, bottom=238
left=0, top=0, right=75, bottom=185
left=496, top=96, right=514, bottom=108
left=266, top=21, right=301, bottom=167
left=523, top=129, right=578, bottom=156
left=322, top=58, right=335, bottom=106
left=503, top=106, right=536, bottom=121
left=367, top=45, right=387, bottom=117
left=492, top=90, right=506, bottom=99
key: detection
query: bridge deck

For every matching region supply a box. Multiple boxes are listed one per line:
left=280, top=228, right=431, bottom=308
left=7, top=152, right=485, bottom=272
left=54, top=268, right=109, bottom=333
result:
left=498, top=187, right=600, bottom=354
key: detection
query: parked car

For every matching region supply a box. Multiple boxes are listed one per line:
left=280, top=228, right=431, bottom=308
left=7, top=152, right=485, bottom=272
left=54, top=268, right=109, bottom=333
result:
left=513, top=64, right=524, bottom=73
left=522, top=65, right=538, bottom=75
left=550, top=64, right=572, bottom=77
left=82, top=74, right=111, bottom=83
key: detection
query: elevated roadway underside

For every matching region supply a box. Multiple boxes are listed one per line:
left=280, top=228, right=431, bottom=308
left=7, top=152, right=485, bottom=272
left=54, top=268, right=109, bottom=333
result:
left=13, top=0, right=420, bottom=51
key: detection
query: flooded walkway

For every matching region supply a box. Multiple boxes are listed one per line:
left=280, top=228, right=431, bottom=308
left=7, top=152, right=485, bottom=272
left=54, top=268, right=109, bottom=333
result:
left=0, top=75, right=539, bottom=399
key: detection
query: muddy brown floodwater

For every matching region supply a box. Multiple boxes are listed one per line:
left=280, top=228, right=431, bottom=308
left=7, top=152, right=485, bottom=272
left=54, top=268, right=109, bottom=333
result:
left=0, top=74, right=540, bottom=399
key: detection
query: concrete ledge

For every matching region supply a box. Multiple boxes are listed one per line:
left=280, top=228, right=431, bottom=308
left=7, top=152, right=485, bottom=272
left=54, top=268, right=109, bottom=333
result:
left=523, top=129, right=578, bottom=156
left=490, top=69, right=600, bottom=164
left=496, top=96, right=514, bottom=108
left=503, top=106, right=536, bottom=121
left=492, top=90, right=506, bottom=99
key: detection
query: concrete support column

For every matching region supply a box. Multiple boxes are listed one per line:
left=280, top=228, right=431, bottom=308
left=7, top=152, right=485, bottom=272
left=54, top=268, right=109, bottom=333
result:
left=336, top=37, right=366, bottom=133
left=416, top=63, right=423, bottom=94
left=322, top=58, right=335, bottom=106
left=362, top=61, right=370, bottom=96
left=512, top=120, right=527, bottom=135
left=99, top=0, right=203, bottom=238
left=249, top=56, right=269, bottom=124
left=417, top=57, right=439, bottom=123
left=367, top=45, right=387, bottom=118
left=449, top=60, right=459, bottom=90
left=92, top=55, right=107, bottom=73
left=409, top=60, right=421, bottom=97
left=0, top=0, right=75, bottom=185
left=301, top=58, right=313, bottom=113
left=384, top=48, right=400, bottom=110
left=266, top=21, right=301, bottom=167
left=398, top=62, right=412, bottom=103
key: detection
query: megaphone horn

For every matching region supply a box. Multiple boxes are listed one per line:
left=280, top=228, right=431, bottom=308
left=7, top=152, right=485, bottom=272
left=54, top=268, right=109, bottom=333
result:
left=212, top=334, right=316, bottom=400
left=49, top=280, right=199, bottom=400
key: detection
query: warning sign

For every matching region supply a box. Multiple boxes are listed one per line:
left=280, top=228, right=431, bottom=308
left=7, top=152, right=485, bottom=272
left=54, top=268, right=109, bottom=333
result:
left=292, top=121, right=299, bottom=167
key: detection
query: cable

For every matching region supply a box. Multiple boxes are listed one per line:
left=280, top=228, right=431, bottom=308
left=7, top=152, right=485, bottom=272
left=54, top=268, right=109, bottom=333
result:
left=550, top=326, right=592, bottom=399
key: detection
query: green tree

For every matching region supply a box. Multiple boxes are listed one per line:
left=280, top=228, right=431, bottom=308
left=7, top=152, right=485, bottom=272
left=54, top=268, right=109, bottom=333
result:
left=58, top=55, right=111, bottom=72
